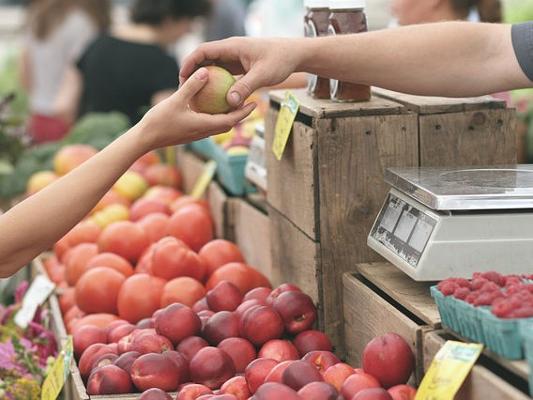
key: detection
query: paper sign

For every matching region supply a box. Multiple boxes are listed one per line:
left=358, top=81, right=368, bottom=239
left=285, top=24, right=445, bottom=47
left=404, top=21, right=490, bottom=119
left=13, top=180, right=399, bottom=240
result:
left=14, top=275, right=55, bottom=329
left=416, top=340, right=483, bottom=400
left=272, top=92, right=300, bottom=161
left=41, top=336, right=73, bottom=400
left=191, top=160, right=217, bottom=199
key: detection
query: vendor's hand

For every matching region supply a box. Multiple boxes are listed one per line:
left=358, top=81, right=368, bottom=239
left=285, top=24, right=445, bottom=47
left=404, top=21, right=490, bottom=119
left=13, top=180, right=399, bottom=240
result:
left=180, top=37, right=303, bottom=108
left=138, top=67, right=256, bottom=150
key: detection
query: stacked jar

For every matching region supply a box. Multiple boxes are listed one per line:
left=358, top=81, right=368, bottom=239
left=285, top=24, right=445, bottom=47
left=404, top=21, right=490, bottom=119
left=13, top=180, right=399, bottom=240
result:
left=328, top=0, right=371, bottom=102
left=304, top=0, right=331, bottom=99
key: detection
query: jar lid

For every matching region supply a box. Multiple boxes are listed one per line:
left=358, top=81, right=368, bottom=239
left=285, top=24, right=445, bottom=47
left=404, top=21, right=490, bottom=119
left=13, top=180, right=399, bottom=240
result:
left=329, top=0, right=366, bottom=9
left=304, top=0, right=329, bottom=8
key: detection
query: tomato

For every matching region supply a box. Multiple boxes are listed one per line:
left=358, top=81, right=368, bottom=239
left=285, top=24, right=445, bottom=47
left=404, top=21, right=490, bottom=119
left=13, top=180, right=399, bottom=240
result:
left=143, top=186, right=182, bottom=205
left=161, top=277, right=206, bottom=308
left=129, top=198, right=170, bottom=222
left=206, top=262, right=271, bottom=295
left=70, top=313, right=119, bottom=335
left=65, top=243, right=99, bottom=286
left=169, top=196, right=209, bottom=214
left=64, top=305, right=86, bottom=324
left=136, top=213, right=170, bottom=243
left=168, top=204, right=213, bottom=252
left=86, top=253, right=134, bottom=277
left=143, top=164, right=182, bottom=189
left=98, top=221, right=149, bottom=263
left=59, top=288, right=76, bottom=315
left=130, top=151, right=161, bottom=174
left=199, top=240, right=246, bottom=277
left=92, top=190, right=131, bottom=214
left=44, top=256, right=66, bottom=284
left=151, top=238, right=206, bottom=282
left=75, top=267, right=126, bottom=314
left=117, top=274, right=166, bottom=323
left=55, top=220, right=101, bottom=259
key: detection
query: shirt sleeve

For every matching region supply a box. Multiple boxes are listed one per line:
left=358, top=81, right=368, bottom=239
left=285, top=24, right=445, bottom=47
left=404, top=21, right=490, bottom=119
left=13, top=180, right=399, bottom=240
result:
left=512, top=22, right=533, bottom=81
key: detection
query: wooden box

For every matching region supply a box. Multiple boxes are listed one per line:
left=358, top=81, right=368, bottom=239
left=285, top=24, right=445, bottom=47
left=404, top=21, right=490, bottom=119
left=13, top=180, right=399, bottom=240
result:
left=265, top=89, right=517, bottom=353
left=342, top=263, right=441, bottom=383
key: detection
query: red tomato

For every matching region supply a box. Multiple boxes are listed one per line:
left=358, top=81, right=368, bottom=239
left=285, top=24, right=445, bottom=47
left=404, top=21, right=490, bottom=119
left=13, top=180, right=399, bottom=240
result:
left=117, top=274, right=166, bottom=323
left=199, top=240, right=246, bottom=277
left=151, top=238, right=206, bottom=282
left=98, top=221, right=149, bottom=263
left=168, top=204, right=214, bottom=252
left=75, top=267, right=126, bottom=314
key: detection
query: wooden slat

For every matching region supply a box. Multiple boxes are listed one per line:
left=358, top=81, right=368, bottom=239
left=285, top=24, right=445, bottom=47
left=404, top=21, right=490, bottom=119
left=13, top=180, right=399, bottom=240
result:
left=265, top=110, right=319, bottom=240
left=269, top=89, right=405, bottom=119
left=357, top=262, right=440, bottom=327
left=374, top=88, right=506, bottom=114
left=419, top=109, right=517, bottom=167
left=176, top=146, right=205, bottom=194
left=343, top=273, right=424, bottom=382
left=318, top=113, right=419, bottom=356
left=206, top=181, right=229, bottom=239
left=423, top=331, right=530, bottom=400
left=231, top=199, right=273, bottom=283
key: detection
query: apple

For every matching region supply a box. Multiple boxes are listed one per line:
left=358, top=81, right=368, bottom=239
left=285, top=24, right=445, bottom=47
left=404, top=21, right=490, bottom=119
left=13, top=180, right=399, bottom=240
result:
left=258, top=340, right=300, bottom=362
left=353, top=388, right=394, bottom=400
left=282, top=360, right=323, bottom=391
left=245, top=358, right=278, bottom=394
left=154, top=303, right=201, bottom=345
left=341, top=373, right=381, bottom=400
left=189, top=347, right=236, bottom=389
left=273, top=291, right=317, bottom=334
left=189, top=66, right=236, bottom=114
left=207, top=281, right=243, bottom=312
left=294, top=331, right=333, bottom=356
left=298, top=381, right=338, bottom=400
left=253, top=382, right=301, bottom=400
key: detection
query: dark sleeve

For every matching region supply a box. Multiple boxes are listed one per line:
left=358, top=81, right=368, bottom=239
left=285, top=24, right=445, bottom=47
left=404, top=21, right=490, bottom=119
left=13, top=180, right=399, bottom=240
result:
left=150, top=54, right=179, bottom=94
left=512, top=22, right=533, bottom=81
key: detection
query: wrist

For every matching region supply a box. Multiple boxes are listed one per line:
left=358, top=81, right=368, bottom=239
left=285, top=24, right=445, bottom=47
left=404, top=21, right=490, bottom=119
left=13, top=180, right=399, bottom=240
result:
left=295, top=37, right=318, bottom=73
left=124, top=123, right=153, bottom=159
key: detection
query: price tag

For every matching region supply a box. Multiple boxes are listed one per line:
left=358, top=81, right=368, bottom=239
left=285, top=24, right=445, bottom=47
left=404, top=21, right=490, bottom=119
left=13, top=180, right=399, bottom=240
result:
left=191, top=160, right=217, bottom=199
left=41, top=336, right=73, bottom=400
left=416, top=340, right=483, bottom=400
left=272, top=92, right=300, bottom=161
left=14, top=275, right=55, bottom=329
left=165, top=146, right=177, bottom=167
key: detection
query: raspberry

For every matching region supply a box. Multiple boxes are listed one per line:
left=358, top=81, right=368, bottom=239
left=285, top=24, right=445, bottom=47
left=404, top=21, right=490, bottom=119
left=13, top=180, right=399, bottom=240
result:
left=473, top=290, right=503, bottom=306
left=471, top=278, right=488, bottom=290
left=453, top=278, right=471, bottom=289
left=492, top=299, right=515, bottom=318
left=480, top=282, right=500, bottom=293
left=453, top=287, right=470, bottom=300
left=506, top=307, right=533, bottom=319
left=481, top=271, right=505, bottom=286
left=439, top=281, right=458, bottom=296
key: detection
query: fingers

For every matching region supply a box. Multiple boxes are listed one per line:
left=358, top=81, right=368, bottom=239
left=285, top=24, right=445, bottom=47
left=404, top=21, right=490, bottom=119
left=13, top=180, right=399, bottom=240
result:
left=175, top=68, right=209, bottom=101
left=201, top=102, right=257, bottom=133
left=227, top=68, right=266, bottom=108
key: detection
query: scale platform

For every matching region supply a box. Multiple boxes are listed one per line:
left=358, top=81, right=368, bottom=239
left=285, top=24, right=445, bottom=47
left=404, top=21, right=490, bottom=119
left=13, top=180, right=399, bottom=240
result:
left=368, top=166, right=533, bottom=281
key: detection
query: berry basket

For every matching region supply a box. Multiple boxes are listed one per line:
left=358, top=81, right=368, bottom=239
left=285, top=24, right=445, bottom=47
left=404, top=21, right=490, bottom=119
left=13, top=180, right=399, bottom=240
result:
left=521, top=321, right=533, bottom=394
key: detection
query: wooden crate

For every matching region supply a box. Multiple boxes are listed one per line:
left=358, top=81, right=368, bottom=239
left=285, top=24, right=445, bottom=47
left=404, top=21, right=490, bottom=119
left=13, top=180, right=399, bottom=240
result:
left=423, top=331, right=530, bottom=400
left=265, top=89, right=517, bottom=354
left=342, top=263, right=441, bottom=383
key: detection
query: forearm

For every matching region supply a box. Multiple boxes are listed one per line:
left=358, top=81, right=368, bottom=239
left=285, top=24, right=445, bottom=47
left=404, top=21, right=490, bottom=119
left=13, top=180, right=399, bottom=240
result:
left=298, top=22, right=528, bottom=97
left=0, top=126, right=147, bottom=277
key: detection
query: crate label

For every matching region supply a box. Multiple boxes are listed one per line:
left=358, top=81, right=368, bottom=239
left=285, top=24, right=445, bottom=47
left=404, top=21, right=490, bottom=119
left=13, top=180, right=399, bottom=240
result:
left=14, top=275, right=55, bottom=329
left=191, top=160, right=217, bottom=199
left=416, top=340, right=483, bottom=400
left=41, top=336, right=73, bottom=400
left=272, top=92, right=300, bottom=161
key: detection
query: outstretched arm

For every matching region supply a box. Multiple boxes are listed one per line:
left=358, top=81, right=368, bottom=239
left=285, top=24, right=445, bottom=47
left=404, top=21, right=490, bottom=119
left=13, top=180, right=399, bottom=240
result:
left=180, top=22, right=532, bottom=108
left=0, top=68, right=255, bottom=278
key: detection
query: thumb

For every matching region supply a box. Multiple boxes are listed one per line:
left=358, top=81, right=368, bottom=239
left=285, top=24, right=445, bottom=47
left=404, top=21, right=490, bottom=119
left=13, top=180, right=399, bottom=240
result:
left=227, top=68, right=264, bottom=107
left=176, top=67, right=209, bottom=100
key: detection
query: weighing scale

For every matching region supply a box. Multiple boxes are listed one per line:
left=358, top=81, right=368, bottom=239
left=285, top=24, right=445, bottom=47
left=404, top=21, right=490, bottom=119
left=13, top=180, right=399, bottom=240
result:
left=368, top=166, right=533, bottom=281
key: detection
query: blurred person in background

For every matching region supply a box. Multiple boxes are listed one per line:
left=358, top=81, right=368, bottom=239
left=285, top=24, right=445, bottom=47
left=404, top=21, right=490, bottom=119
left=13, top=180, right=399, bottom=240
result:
left=391, top=0, right=502, bottom=25
left=205, top=0, right=246, bottom=41
left=55, top=0, right=210, bottom=126
left=20, top=0, right=111, bottom=144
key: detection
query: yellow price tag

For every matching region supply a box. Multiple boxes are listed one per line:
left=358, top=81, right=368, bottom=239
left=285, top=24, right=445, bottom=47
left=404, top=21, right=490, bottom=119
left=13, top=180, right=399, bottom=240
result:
left=416, top=340, right=483, bottom=400
left=191, top=160, right=217, bottom=199
left=272, top=92, right=300, bottom=161
left=41, top=336, right=73, bottom=400
left=165, top=146, right=177, bottom=167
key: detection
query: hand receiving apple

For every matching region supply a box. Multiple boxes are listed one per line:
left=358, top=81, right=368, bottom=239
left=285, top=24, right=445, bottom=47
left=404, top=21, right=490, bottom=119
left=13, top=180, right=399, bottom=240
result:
left=136, top=67, right=256, bottom=152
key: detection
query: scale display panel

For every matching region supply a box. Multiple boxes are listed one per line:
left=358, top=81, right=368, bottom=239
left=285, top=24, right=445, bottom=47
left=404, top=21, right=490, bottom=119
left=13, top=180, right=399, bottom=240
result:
left=370, top=193, right=437, bottom=268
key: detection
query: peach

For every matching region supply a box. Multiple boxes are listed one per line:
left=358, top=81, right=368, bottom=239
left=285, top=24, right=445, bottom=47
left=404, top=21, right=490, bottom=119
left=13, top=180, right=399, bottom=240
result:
left=176, top=383, right=213, bottom=400
left=302, top=351, right=340, bottom=374
left=341, top=373, right=381, bottom=400
left=217, top=337, right=256, bottom=373
left=131, top=353, right=184, bottom=391
left=131, top=332, right=173, bottom=354
left=74, top=325, right=108, bottom=358
left=220, top=376, right=251, bottom=400
left=323, top=363, right=355, bottom=391
left=243, top=287, right=271, bottom=304
left=190, top=347, right=236, bottom=389
left=253, top=382, right=301, bottom=400
left=79, top=343, right=117, bottom=379
left=193, top=297, right=210, bottom=313
left=259, top=340, right=299, bottom=362
left=155, top=303, right=202, bottom=345
left=273, top=291, right=317, bottom=334
left=362, top=333, right=414, bottom=389
left=139, top=388, right=173, bottom=400
left=353, top=388, right=393, bottom=400
left=177, top=336, right=209, bottom=362
left=114, top=351, right=140, bottom=374
left=87, top=364, right=133, bottom=395
left=244, top=358, right=278, bottom=394
left=108, top=323, right=136, bottom=343
left=282, top=361, right=323, bottom=391
left=137, top=318, right=155, bottom=329
left=203, top=311, right=240, bottom=345
left=26, top=170, right=58, bottom=195
left=198, top=310, right=215, bottom=330
left=189, top=66, right=236, bottom=115
left=294, top=331, right=333, bottom=356
left=163, top=350, right=190, bottom=382
left=239, top=306, right=284, bottom=346
left=266, top=284, right=302, bottom=306
left=264, top=360, right=293, bottom=383
left=206, top=281, right=243, bottom=312
left=234, top=300, right=262, bottom=321
left=298, top=382, right=338, bottom=400
left=388, top=385, right=417, bottom=400
left=54, top=144, right=97, bottom=176
left=107, top=319, right=129, bottom=332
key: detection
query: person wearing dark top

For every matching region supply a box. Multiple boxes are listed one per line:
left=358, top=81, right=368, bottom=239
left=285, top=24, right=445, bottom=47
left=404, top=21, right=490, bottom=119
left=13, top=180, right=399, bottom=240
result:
left=55, top=0, right=211, bottom=125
